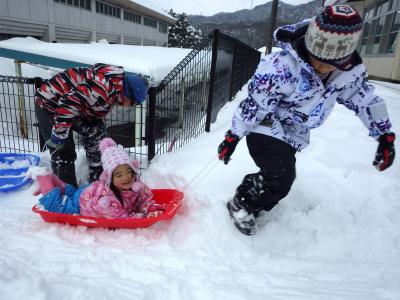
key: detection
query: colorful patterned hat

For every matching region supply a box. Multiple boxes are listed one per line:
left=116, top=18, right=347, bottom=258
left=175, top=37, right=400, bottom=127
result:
left=305, top=5, right=364, bottom=69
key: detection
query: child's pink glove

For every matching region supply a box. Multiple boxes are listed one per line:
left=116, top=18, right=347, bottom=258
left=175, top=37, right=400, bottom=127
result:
left=50, top=174, right=66, bottom=192
left=32, top=175, right=54, bottom=196
left=131, top=181, right=146, bottom=192
left=32, top=174, right=66, bottom=196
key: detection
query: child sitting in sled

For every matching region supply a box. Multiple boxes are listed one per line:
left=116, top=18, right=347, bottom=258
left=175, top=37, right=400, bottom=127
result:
left=33, top=138, right=165, bottom=219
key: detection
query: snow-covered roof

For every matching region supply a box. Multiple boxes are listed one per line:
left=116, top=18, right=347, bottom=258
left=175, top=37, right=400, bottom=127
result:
left=0, top=37, right=191, bottom=82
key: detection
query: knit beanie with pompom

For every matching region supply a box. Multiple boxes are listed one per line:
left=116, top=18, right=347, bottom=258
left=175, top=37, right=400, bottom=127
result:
left=98, top=137, right=140, bottom=185
left=305, top=5, right=364, bottom=70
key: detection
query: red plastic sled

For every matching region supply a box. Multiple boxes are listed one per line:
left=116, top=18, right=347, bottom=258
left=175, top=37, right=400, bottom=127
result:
left=32, top=189, right=184, bottom=229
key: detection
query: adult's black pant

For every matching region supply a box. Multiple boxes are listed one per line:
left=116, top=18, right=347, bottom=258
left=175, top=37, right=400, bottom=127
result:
left=35, top=103, right=105, bottom=186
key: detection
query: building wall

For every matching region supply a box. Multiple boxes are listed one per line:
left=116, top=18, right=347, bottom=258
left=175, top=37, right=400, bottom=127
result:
left=348, top=0, right=400, bottom=82
left=123, top=19, right=142, bottom=45
left=362, top=56, right=396, bottom=78
left=0, top=0, right=49, bottom=39
left=53, top=1, right=93, bottom=42
left=334, top=0, right=400, bottom=82
left=0, top=0, right=172, bottom=46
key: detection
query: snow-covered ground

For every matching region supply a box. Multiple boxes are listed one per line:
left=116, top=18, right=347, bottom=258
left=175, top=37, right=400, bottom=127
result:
left=0, top=42, right=399, bottom=299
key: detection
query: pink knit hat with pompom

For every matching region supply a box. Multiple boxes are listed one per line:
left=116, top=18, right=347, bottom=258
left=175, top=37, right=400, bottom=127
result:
left=98, top=137, right=140, bottom=185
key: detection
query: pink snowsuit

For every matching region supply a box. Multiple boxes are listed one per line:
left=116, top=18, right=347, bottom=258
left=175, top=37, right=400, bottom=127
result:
left=37, top=138, right=165, bottom=218
left=79, top=180, right=161, bottom=219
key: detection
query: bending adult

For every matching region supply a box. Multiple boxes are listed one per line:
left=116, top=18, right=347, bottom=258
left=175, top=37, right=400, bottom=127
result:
left=35, top=63, right=149, bottom=186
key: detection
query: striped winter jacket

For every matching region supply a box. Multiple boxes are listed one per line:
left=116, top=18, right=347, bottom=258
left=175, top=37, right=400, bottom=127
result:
left=230, top=21, right=392, bottom=150
left=35, top=63, right=125, bottom=143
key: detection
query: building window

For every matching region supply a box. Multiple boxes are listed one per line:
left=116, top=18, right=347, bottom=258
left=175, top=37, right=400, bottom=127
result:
left=364, top=5, right=374, bottom=19
left=381, top=0, right=390, bottom=15
left=124, top=11, right=142, bottom=24
left=378, top=13, right=394, bottom=54
left=159, top=22, right=168, bottom=33
left=144, top=17, right=157, bottom=28
left=360, top=22, right=370, bottom=55
left=374, top=1, right=391, bottom=17
left=54, top=0, right=91, bottom=10
left=362, top=0, right=400, bottom=56
left=95, top=1, right=120, bottom=18
left=387, top=11, right=400, bottom=53
left=365, top=19, right=377, bottom=55
left=371, top=16, right=386, bottom=54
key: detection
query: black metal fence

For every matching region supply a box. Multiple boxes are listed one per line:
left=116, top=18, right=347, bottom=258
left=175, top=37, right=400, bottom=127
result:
left=147, top=30, right=260, bottom=159
left=0, top=29, right=261, bottom=165
left=147, top=34, right=213, bottom=159
left=208, top=30, right=261, bottom=127
left=0, top=75, right=149, bottom=166
left=0, top=76, right=40, bottom=153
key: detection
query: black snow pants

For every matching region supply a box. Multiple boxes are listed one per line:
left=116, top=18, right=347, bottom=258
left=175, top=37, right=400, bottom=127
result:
left=234, top=133, right=297, bottom=213
left=35, top=103, right=105, bottom=186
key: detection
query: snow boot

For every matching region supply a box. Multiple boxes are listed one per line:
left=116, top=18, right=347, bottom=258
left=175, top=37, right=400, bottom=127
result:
left=51, top=160, right=77, bottom=187
left=227, top=197, right=257, bottom=236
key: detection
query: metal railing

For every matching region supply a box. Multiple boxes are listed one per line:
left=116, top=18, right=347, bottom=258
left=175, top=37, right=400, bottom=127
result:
left=147, top=30, right=261, bottom=159
left=0, top=76, right=40, bottom=153
left=147, top=35, right=214, bottom=159
left=0, top=74, right=149, bottom=166
left=0, top=30, right=261, bottom=166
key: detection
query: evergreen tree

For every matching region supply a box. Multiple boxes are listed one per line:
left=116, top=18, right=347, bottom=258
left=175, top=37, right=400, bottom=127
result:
left=168, top=9, right=203, bottom=48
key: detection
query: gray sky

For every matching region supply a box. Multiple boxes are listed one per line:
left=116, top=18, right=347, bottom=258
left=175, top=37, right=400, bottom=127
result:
left=144, top=0, right=314, bottom=16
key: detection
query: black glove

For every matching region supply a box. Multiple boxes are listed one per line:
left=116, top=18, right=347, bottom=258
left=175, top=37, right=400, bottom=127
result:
left=218, top=130, right=240, bottom=165
left=373, top=132, right=396, bottom=171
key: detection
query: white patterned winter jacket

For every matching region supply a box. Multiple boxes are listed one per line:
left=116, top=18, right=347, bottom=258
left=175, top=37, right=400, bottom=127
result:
left=230, top=21, right=392, bottom=150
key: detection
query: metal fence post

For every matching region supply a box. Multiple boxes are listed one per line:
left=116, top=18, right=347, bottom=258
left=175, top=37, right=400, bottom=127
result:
left=205, top=29, right=219, bottom=133
left=14, top=60, right=28, bottom=138
left=147, top=87, right=157, bottom=162
left=135, top=103, right=143, bottom=147
left=32, top=78, right=46, bottom=151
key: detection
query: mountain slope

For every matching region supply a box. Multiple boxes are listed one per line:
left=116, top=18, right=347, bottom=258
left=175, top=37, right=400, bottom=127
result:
left=189, top=0, right=323, bottom=48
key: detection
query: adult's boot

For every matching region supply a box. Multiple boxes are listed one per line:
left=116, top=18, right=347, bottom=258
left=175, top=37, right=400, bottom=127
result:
left=51, top=160, right=77, bottom=187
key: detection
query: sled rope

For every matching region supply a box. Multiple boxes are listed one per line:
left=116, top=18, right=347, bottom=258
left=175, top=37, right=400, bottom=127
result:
left=40, top=143, right=47, bottom=153
left=47, top=146, right=60, bottom=156
left=183, top=156, right=219, bottom=191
